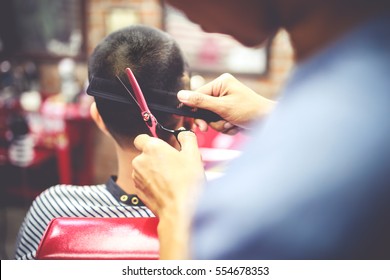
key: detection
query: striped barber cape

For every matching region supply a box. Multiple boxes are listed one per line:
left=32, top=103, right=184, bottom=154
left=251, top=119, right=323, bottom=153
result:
left=14, top=176, right=153, bottom=259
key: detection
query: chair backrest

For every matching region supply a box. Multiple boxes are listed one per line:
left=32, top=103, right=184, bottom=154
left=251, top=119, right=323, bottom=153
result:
left=36, top=217, right=159, bottom=260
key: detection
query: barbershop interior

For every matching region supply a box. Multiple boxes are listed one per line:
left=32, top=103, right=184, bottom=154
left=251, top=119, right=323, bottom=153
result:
left=0, top=0, right=294, bottom=260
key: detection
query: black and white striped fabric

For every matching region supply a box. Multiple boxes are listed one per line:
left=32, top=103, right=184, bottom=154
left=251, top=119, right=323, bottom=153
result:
left=14, top=177, right=154, bottom=260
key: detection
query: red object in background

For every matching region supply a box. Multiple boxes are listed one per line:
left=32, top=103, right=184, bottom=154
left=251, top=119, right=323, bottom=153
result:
left=39, top=97, right=93, bottom=185
left=36, top=217, right=159, bottom=260
left=1, top=95, right=94, bottom=205
left=195, top=127, right=248, bottom=150
left=53, top=118, right=93, bottom=185
left=195, top=128, right=247, bottom=172
left=195, top=127, right=219, bottom=148
left=2, top=146, right=59, bottom=201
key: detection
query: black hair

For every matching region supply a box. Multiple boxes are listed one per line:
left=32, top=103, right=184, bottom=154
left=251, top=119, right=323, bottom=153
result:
left=88, top=25, right=189, bottom=147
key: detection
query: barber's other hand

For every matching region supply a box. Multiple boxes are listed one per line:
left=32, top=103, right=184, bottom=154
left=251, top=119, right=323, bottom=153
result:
left=132, top=131, right=205, bottom=217
left=178, top=73, right=274, bottom=134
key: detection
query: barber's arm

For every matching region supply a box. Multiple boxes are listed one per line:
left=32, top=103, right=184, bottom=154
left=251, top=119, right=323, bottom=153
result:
left=132, top=73, right=274, bottom=259
left=132, top=131, right=204, bottom=259
left=178, top=73, right=275, bottom=134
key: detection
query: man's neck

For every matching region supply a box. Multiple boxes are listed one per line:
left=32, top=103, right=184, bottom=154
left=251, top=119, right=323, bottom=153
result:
left=113, top=135, right=180, bottom=194
left=284, top=2, right=388, bottom=62
left=115, top=145, right=139, bottom=194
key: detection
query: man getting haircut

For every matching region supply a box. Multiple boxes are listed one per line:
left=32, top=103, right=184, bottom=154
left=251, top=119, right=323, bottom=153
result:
left=14, top=25, right=192, bottom=260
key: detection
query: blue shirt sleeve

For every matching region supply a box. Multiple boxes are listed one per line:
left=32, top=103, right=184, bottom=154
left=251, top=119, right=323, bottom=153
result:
left=191, top=15, right=390, bottom=259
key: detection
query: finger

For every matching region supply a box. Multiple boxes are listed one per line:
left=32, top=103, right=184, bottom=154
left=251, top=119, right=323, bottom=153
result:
left=195, top=73, right=234, bottom=96
left=221, top=122, right=240, bottom=135
left=177, top=130, right=199, bottom=157
left=133, top=185, right=158, bottom=216
left=194, top=119, right=208, bottom=132
left=209, top=120, right=229, bottom=132
left=177, top=90, right=220, bottom=111
left=132, top=170, right=158, bottom=210
left=132, top=169, right=144, bottom=191
left=223, top=122, right=235, bottom=130
left=223, top=126, right=240, bottom=135
left=133, top=134, right=152, bottom=151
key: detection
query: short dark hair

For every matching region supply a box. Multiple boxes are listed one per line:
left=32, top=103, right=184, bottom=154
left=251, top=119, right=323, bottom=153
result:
left=88, top=25, right=189, bottom=147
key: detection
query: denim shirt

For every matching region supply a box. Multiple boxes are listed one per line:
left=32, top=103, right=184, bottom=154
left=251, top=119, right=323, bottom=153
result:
left=192, top=14, right=390, bottom=259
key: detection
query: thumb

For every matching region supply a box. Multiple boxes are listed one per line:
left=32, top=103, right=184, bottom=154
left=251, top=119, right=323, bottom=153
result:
left=133, top=134, right=152, bottom=152
left=177, top=90, right=220, bottom=111
left=177, top=131, right=200, bottom=157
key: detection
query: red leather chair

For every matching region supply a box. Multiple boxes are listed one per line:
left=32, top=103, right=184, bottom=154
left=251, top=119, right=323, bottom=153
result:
left=36, top=217, right=159, bottom=260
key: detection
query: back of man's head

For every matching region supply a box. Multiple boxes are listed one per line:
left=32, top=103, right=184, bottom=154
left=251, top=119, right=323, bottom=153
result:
left=88, top=25, right=188, bottom=147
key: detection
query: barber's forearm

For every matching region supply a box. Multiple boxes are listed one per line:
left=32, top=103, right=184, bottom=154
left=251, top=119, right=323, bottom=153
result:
left=157, top=184, right=202, bottom=260
left=158, top=209, right=191, bottom=259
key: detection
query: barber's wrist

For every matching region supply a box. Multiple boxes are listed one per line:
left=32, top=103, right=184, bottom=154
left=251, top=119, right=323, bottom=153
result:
left=158, top=206, right=191, bottom=259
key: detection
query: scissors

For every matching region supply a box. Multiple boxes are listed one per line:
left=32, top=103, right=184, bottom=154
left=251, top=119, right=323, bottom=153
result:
left=116, top=67, right=189, bottom=139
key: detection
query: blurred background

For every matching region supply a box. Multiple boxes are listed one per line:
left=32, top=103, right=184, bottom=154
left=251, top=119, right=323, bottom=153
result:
left=0, top=0, right=294, bottom=259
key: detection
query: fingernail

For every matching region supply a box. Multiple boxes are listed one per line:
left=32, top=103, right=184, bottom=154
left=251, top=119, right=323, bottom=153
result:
left=178, top=90, right=191, bottom=102
left=224, top=122, right=234, bottom=129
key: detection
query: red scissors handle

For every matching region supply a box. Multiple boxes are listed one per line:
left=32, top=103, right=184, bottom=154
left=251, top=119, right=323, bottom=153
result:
left=125, top=68, right=158, bottom=137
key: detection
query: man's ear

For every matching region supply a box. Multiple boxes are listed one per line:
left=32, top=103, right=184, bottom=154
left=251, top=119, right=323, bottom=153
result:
left=90, top=102, right=110, bottom=137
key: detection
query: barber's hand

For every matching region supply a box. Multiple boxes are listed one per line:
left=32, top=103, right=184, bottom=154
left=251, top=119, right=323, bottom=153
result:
left=132, top=131, right=204, bottom=259
left=132, top=131, right=205, bottom=217
left=178, top=73, right=275, bottom=134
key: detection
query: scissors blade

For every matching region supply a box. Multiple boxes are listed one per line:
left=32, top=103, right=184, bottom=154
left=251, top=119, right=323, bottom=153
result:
left=125, top=68, right=151, bottom=114
left=119, top=68, right=158, bottom=138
